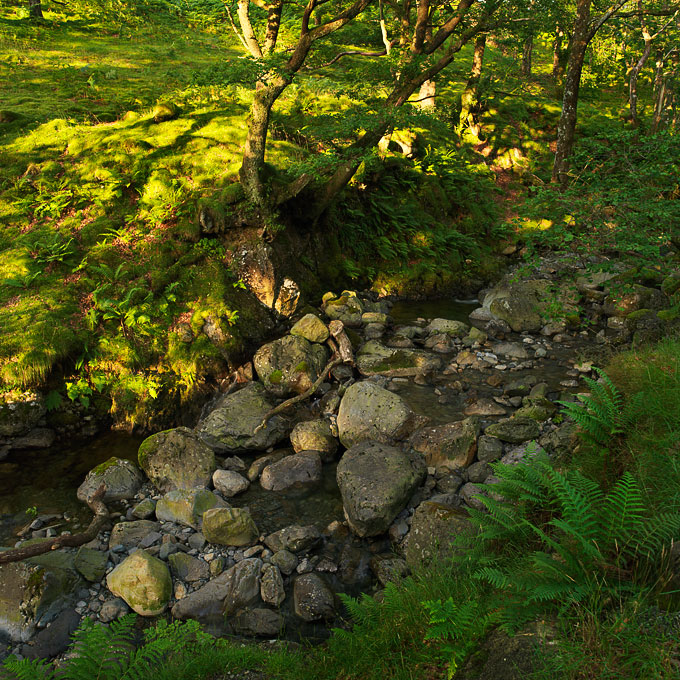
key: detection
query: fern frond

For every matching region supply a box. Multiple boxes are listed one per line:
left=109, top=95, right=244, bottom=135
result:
left=0, top=658, right=54, bottom=680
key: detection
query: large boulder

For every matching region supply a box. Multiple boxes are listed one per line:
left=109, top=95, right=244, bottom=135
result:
left=260, top=452, right=322, bottom=491
left=337, top=381, right=422, bottom=448
left=337, top=441, right=426, bottom=537
left=356, top=341, right=441, bottom=378
left=253, top=335, right=328, bottom=397
left=290, top=314, right=329, bottom=344
left=290, top=420, right=338, bottom=460
left=138, top=427, right=215, bottom=492
left=172, top=558, right=262, bottom=623
left=409, top=418, right=480, bottom=470
left=77, top=457, right=143, bottom=504
left=155, top=489, right=224, bottom=529
left=293, top=573, right=335, bottom=621
left=403, top=501, right=474, bottom=567
left=106, top=550, right=172, bottom=616
left=0, top=557, right=80, bottom=643
left=202, top=507, right=259, bottom=547
left=195, top=383, right=289, bottom=453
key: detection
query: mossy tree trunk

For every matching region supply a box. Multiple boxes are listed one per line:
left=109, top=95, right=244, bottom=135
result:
left=28, top=0, right=43, bottom=19
left=522, top=34, right=533, bottom=76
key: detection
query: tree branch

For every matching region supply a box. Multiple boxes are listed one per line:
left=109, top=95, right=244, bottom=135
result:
left=305, top=48, right=388, bottom=70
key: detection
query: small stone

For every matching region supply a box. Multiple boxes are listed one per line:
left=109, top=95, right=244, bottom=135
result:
left=212, top=469, right=250, bottom=497
left=270, top=549, right=298, bottom=575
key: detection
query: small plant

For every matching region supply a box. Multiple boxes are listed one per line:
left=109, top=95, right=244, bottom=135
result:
left=25, top=506, right=38, bottom=518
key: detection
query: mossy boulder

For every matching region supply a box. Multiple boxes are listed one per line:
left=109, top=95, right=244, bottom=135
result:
left=138, top=427, right=215, bottom=493
left=155, top=488, right=225, bottom=529
left=485, top=417, right=540, bottom=444
left=195, top=382, right=289, bottom=453
left=0, top=392, right=46, bottom=437
left=514, top=397, right=557, bottom=422
left=290, top=314, right=329, bottom=344
left=604, top=284, right=667, bottom=317
left=106, top=550, right=172, bottom=616
left=322, top=292, right=364, bottom=326
left=290, top=419, right=338, bottom=460
left=356, top=341, right=441, bottom=378
left=77, top=457, right=143, bottom=503
left=202, top=507, right=259, bottom=547
left=152, top=101, right=178, bottom=123
left=337, top=381, right=423, bottom=448
left=109, top=520, right=160, bottom=549
left=408, top=418, right=480, bottom=469
left=425, top=318, right=469, bottom=337
left=74, top=547, right=108, bottom=583
left=254, top=335, right=328, bottom=397
left=337, top=441, right=426, bottom=537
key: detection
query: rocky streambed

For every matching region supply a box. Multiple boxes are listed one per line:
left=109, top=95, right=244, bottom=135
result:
left=2, top=260, right=678, bottom=663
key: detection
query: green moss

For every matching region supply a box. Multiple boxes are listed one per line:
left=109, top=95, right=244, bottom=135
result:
left=625, top=308, right=654, bottom=322
left=293, top=361, right=308, bottom=373
left=657, top=308, right=680, bottom=322
left=92, top=456, right=120, bottom=476
left=269, top=370, right=284, bottom=385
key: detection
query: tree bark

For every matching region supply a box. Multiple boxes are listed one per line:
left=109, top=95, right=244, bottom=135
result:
left=458, top=33, right=487, bottom=138
left=522, top=34, right=533, bottom=77
left=28, top=0, right=43, bottom=19
left=417, top=79, right=436, bottom=108
left=628, top=40, right=652, bottom=125
left=552, top=0, right=592, bottom=187
left=552, top=24, right=568, bottom=85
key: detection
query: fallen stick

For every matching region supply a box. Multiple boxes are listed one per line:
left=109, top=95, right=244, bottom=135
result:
left=0, top=484, right=110, bottom=565
left=253, top=320, right=355, bottom=433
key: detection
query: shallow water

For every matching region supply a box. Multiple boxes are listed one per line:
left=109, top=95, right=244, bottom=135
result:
left=390, top=298, right=478, bottom=325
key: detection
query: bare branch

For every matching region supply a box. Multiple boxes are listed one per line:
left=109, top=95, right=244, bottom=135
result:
left=305, top=48, right=388, bottom=70
left=237, top=0, right=264, bottom=58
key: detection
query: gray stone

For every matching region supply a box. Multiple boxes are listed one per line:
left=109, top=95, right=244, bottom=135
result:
left=493, top=342, right=529, bottom=359
left=99, top=597, right=130, bottom=623
left=260, top=564, right=285, bottom=606
left=109, top=520, right=161, bottom=550
left=264, top=525, right=321, bottom=553
left=356, top=341, right=441, bottom=378
left=254, top=335, right=328, bottom=397
left=369, top=554, right=408, bottom=586
left=156, top=489, right=224, bottom=529
left=77, top=458, right=143, bottom=504
left=485, top=417, right=540, bottom=444
left=290, top=314, right=329, bottom=344
left=337, top=441, right=426, bottom=537
left=463, top=399, right=507, bottom=417
left=233, top=608, right=284, bottom=637
left=290, top=420, right=338, bottom=460
left=213, top=469, right=250, bottom=497
left=74, top=547, right=107, bottom=582
left=425, top=319, right=469, bottom=337
left=0, top=393, right=45, bottom=437
left=260, top=452, right=322, bottom=491
left=409, top=419, right=480, bottom=470
left=138, top=427, right=215, bottom=492
left=196, top=383, right=289, bottom=454
left=202, top=507, right=258, bottom=547
left=270, top=550, right=298, bottom=575
left=293, top=573, right=335, bottom=621
left=247, top=451, right=287, bottom=482
left=168, top=553, right=210, bottom=582
left=476, top=435, right=504, bottom=463
left=132, top=499, right=156, bottom=520
left=467, top=461, right=493, bottom=484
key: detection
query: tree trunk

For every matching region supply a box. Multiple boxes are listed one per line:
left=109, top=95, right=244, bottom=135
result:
left=552, top=24, right=567, bottom=83
left=628, top=40, right=652, bottom=125
left=28, top=0, right=43, bottom=19
left=458, top=33, right=487, bottom=138
left=522, top=34, right=533, bottom=77
left=552, top=0, right=592, bottom=187
left=418, top=79, right=436, bottom=109
left=239, top=79, right=288, bottom=209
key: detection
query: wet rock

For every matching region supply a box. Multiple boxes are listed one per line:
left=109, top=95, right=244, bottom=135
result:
left=138, top=427, right=215, bottom=492
left=337, top=381, right=423, bottom=448
left=369, top=554, right=408, bottom=586
left=404, top=501, right=473, bottom=567
left=196, top=383, right=289, bottom=454
left=290, top=314, right=329, bottom=344
left=514, top=397, right=557, bottom=422
left=467, top=461, right=493, bottom=484
left=463, top=398, right=507, bottom=417
left=323, top=292, right=364, bottom=327
left=409, top=419, right=480, bottom=470
left=485, top=417, right=540, bottom=444
left=493, top=342, right=529, bottom=360
left=213, top=469, right=250, bottom=497
left=463, top=327, right=487, bottom=345
left=337, top=441, right=426, bottom=537
left=476, top=435, right=504, bottom=463
left=290, top=420, right=339, bottom=460
left=254, top=335, right=328, bottom=397
left=247, top=450, right=287, bottom=482
left=270, top=550, right=298, bottom=575
left=132, top=499, right=156, bottom=520
left=424, top=333, right=453, bottom=353
left=168, top=553, right=210, bottom=582
left=106, top=550, right=172, bottom=616
left=202, top=507, right=259, bottom=547
left=260, top=564, right=285, bottom=606
left=260, top=452, right=322, bottom=491
left=293, top=573, right=335, bottom=621
left=503, top=377, right=537, bottom=397
left=264, top=525, right=321, bottom=553
left=99, top=597, right=130, bottom=623
left=233, top=608, right=284, bottom=637
left=436, top=472, right=464, bottom=494
left=19, top=608, right=80, bottom=661
left=11, top=428, right=55, bottom=449
left=539, top=421, right=578, bottom=458
left=356, top=341, right=441, bottom=378
left=77, top=457, right=143, bottom=504
left=74, top=547, right=107, bottom=583
left=425, top=319, right=469, bottom=337
left=156, top=489, right=224, bottom=529
left=109, top=520, right=161, bottom=550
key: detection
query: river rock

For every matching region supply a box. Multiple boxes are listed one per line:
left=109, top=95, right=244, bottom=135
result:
left=155, top=488, right=224, bottom=529
left=109, top=520, right=161, bottom=549
left=0, top=392, right=45, bottom=437
left=106, top=549, right=171, bottom=616
left=290, top=313, right=329, bottom=343
left=270, top=550, right=298, bottom=575
left=74, top=547, right=107, bottom=582
left=603, top=284, right=667, bottom=317
left=476, top=435, right=504, bottom=463
left=337, top=441, right=426, bottom=537
left=132, top=499, right=156, bottom=519
left=404, top=501, right=474, bottom=567
left=356, top=341, right=441, bottom=378
left=493, top=342, right=529, bottom=360
left=138, top=427, right=215, bottom=492
left=254, top=335, right=328, bottom=397
left=260, top=564, right=285, bottom=606
left=260, top=452, right=322, bottom=491
left=247, top=450, right=287, bottom=482
left=290, top=419, right=338, bottom=460
left=172, top=558, right=262, bottom=623
left=202, top=507, right=258, bottom=547
left=409, top=419, right=480, bottom=469
left=485, top=417, right=540, bottom=444
left=75, top=457, right=142, bottom=504
left=196, top=383, right=289, bottom=453
left=425, top=318, right=469, bottom=337
left=337, top=381, right=422, bottom=448
left=264, top=525, right=321, bottom=553
left=293, top=573, right=335, bottom=621
left=463, top=398, right=507, bottom=417
left=19, top=607, right=80, bottom=661
left=323, top=292, right=364, bottom=327
left=369, top=554, right=408, bottom=586
left=99, top=597, right=130, bottom=623
left=0, top=559, right=79, bottom=643
left=168, top=553, right=210, bottom=582
left=514, top=397, right=557, bottom=421
left=213, top=469, right=250, bottom=497
left=539, top=421, right=578, bottom=458
left=233, top=608, right=284, bottom=637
